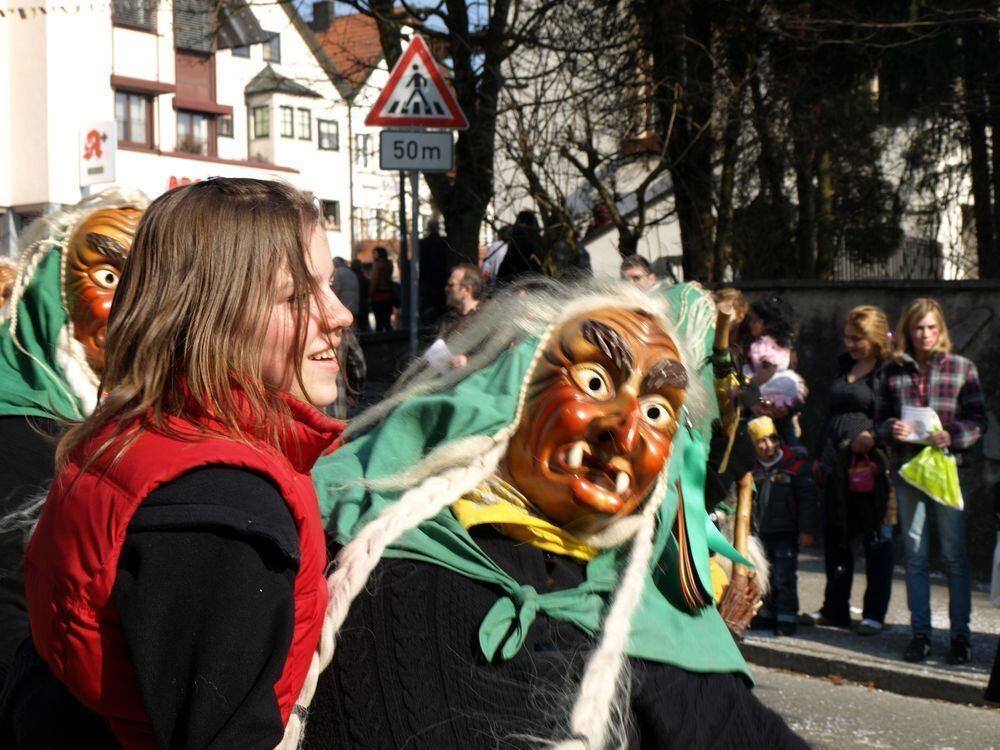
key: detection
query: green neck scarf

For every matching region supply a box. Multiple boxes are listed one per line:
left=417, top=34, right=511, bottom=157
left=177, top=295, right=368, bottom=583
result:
left=0, top=247, right=86, bottom=420
left=313, top=284, right=752, bottom=680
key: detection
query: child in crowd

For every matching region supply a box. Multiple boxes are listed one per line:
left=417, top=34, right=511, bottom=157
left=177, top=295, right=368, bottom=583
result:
left=749, top=416, right=819, bottom=635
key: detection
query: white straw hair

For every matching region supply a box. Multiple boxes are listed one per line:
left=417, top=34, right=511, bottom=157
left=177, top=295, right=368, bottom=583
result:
left=549, top=475, right=667, bottom=750
left=345, top=279, right=714, bottom=442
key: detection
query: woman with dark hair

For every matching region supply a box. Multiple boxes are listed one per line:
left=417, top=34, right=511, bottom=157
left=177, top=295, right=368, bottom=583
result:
left=2, top=178, right=353, bottom=748
left=368, top=245, right=394, bottom=332
left=875, top=298, right=985, bottom=664
left=811, top=305, right=895, bottom=634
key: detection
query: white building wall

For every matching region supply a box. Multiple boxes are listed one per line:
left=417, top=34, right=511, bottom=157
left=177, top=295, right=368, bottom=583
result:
left=1, top=2, right=363, bottom=260
left=6, top=9, right=51, bottom=206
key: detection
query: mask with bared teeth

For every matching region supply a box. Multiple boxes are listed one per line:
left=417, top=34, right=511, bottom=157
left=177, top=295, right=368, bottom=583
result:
left=505, top=308, right=687, bottom=534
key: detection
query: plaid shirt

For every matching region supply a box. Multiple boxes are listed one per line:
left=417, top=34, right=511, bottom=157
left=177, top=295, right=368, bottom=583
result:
left=875, top=351, right=986, bottom=454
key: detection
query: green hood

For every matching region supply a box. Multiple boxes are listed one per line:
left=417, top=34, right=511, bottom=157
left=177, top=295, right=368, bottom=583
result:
left=0, top=246, right=85, bottom=420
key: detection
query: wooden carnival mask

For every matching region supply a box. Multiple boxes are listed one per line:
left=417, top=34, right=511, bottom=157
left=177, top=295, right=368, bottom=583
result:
left=64, top=207, right=142, bottom=374
left=506, top=308, right=687, bottom=532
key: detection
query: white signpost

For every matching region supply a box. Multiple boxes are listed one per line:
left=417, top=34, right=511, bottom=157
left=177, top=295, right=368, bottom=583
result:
left=365, top=35, right=468, bottom=357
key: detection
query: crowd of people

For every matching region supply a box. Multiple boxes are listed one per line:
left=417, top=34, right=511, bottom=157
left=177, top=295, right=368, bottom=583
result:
left=678, top=280, right=988, bottom=669
left=0, top=183, right=996, bottom=749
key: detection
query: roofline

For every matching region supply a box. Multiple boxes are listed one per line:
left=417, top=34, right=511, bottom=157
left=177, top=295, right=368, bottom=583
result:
left=278, top=0, right=355, bottom=102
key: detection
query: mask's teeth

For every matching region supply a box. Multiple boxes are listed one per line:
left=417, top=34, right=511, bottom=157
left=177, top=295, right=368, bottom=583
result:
left=615, top=471, right=630, bottom=495
left=566, top=441, right=585, bottom=469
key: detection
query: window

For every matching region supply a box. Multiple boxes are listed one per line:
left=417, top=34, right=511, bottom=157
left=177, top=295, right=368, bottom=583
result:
left=218, top=114, right=233, bottom=138
left=321, top=200, right=341, bottom=230
left=280, top=106, right=294, bottom=138
left=231, top=45, right=250, bottom=58
left=113, top=0, right=155, bottom=30
left=354, top=133, right=372, bottom=167
left=262, top=34, right=281, bottom=63
left=318, top=119, right=339, bottom=151
left=176, top=110, right=212, bottom=156
left=297, top=109, right=311, bottom=140
left=252, top=106, right=270, bottom=139
left=115, top=91, right=152, bottom=146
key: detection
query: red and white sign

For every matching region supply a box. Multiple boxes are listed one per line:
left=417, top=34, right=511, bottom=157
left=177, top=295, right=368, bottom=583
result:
left=365, top=35, right=469, bottom=130
left=79, top=122, right=116, bottom=187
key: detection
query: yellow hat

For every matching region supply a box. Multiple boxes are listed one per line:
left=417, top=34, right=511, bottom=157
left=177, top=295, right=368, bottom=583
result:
left=747, top=416, right=777, bottom=442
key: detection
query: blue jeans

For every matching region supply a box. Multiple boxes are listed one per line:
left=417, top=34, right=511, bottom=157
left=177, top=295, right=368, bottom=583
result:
left=894, top=472, right=972, bottom=640
left=761, top=532, right=800, bottom=623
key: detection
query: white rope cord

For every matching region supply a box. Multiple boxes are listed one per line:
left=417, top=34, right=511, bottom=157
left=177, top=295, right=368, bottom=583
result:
left=551, top=474, right=668, bottom=750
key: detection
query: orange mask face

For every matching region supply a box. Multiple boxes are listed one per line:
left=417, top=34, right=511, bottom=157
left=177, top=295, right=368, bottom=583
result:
left=506, top=309, right=687, bottom=532
left=64, top=207, right=142, bottom=374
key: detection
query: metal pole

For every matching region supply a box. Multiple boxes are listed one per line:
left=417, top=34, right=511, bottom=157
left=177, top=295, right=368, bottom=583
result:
left=409, top=170, right=420, bottom=359
left=398, top=171, right=409, bottom=329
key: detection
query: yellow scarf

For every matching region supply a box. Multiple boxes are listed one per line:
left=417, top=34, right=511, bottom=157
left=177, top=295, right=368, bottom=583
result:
left=451, top=477, right=599, bottom=562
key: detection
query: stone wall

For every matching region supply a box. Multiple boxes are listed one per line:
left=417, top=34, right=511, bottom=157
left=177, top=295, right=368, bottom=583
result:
left=736, top=280, right=1000, bottom=578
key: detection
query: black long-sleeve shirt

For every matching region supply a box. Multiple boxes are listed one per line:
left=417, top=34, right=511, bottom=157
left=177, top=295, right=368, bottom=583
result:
left=1, top=467, right=298, bottom=749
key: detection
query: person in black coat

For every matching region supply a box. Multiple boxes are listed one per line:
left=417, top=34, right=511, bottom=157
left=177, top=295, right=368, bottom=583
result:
left=811, top=306, right=895, bottom=634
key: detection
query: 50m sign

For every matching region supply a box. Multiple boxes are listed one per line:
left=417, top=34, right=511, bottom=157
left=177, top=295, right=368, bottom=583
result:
left=379, top=130, right=454, bottom=173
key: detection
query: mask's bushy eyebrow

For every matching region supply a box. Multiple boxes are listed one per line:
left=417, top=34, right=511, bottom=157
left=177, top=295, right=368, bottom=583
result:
left=85, top=232, right=129, bottom=266
left=643, top=359, right=688, bottom=391
left=581, top=319, right=634, bottom=379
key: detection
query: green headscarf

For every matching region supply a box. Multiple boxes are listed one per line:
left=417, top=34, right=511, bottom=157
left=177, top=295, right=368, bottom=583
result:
left=313, top=283, right=751, bottom=680
left=0, top=245, right=86, bottom=420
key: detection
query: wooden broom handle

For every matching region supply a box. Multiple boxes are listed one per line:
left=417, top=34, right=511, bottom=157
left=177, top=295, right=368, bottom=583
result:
left=714, top=301, right=734, bottom=353
left=733, top=472, right=754, bottom=569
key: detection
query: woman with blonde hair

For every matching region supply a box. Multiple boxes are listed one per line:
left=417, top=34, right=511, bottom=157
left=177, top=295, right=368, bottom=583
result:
left=811, top=305, right=895, bottom=635
left=3, top=178, right=352, bottom=748
left=875, top=298, right=986, bottom=664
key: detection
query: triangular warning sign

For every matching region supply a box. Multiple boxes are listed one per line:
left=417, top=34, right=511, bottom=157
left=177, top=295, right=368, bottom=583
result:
left=365, top=35, right=469, bottom=129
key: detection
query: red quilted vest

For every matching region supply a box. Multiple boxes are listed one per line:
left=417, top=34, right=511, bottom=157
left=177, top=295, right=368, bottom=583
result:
left=25, top=393, right=343, bottom=748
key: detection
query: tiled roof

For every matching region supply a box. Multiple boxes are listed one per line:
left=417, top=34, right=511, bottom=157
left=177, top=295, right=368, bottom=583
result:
left=245, top=65, right=322, bottom=98
left=316, top=13, right=385, bottom=97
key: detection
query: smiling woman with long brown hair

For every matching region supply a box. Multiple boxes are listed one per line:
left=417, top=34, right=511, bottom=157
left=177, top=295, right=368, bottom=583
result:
left=3, top=178, right=353, bottom=749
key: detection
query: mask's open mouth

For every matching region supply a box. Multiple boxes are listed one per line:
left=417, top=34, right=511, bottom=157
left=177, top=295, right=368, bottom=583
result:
left=554, top=441, right=635, bottom=510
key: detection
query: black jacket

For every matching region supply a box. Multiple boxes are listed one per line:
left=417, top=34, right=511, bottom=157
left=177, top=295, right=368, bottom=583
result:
left=752, top=446, right=819, bottom=536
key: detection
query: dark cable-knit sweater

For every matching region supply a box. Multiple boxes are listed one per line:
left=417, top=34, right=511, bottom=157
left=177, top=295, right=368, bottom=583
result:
left=305, top=526, right=808, bottom=750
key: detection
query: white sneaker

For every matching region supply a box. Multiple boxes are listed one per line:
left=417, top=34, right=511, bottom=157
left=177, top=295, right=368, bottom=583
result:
left=856, top=618, right=883, bottom=636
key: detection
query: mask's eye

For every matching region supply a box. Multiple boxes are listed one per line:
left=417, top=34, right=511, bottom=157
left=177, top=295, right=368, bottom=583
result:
left=87, top=265, right=120, bottom=291
left=570, top=363, right=613, bottom=401
left=639, top=396, right=675, bottom=430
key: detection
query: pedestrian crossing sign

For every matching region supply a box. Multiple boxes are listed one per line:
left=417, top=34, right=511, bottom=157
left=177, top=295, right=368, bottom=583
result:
left=365, top=34, right=469, bottom=129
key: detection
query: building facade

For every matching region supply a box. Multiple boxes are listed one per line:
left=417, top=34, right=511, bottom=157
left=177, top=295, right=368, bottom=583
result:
left=0, top=0, right=424, bottom=262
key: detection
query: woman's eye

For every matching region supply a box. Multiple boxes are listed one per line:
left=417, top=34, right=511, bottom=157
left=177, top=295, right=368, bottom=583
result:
left=570, top=364, right=613, bottom=401
left=640, top=396, right=675, bottom=430
left=87, top=265, right=120, bottom=290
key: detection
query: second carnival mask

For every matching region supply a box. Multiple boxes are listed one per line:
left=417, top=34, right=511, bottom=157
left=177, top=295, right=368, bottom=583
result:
left=64, top=207, right=142, bottom=374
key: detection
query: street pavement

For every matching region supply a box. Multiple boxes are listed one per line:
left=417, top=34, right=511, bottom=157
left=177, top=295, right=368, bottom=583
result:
left=754, top=665, right=1000, bottom=749
left=742, top=548, right=1000, bottom=707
